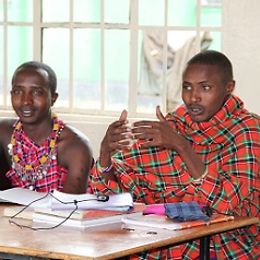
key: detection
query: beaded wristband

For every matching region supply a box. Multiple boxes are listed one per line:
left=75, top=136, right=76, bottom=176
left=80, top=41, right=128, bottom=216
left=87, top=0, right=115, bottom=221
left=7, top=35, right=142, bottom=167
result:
left=97, top=160, right=113, bottom=174
left=192, top=168, right=208, bottom=183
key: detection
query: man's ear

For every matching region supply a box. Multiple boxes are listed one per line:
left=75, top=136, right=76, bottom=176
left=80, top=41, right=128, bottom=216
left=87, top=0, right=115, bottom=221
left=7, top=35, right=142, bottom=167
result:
left=226, top=80, right=235, bottom=95
left=51, top=93, right=58, bottom=106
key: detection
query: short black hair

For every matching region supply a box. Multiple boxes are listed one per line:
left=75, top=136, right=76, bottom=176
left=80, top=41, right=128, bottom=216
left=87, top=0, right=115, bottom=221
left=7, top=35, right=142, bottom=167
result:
left=12, top=61, right=57, bottom=95
left=187, top=50, right=234, bottom=84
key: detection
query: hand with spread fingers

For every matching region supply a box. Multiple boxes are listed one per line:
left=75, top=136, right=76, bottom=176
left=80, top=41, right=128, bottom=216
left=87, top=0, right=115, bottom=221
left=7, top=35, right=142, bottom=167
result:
left=99, top=110, right=133, bottom=173
left=132, top=106, right=187, bottom=152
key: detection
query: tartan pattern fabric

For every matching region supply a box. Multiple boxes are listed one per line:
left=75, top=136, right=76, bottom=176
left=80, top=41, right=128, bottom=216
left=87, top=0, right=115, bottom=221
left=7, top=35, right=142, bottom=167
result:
left=6, top=118, right=68, bottom=192
left=90, top=95, right=260, bottom=259
left=165, top=201, right=210, bottom=222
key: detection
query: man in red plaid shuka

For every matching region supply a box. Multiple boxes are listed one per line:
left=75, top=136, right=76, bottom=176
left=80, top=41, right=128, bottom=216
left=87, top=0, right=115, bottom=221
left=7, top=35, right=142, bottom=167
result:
left=90, top=51, right=260, bottom=259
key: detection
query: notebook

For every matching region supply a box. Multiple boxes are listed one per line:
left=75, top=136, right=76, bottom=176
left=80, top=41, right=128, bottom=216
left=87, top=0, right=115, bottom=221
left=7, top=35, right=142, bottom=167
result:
left=121, top=213, right=234, bottom=231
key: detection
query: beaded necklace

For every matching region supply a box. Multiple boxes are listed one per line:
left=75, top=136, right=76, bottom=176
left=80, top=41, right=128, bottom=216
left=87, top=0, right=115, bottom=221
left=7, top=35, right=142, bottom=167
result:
left=8, top=114, right=64, bottom=190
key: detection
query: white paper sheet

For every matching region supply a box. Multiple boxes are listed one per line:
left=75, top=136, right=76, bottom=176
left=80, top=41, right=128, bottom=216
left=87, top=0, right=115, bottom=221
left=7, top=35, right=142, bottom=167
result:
left=0, top=187, right=133, bottom=211
left=51, top=190, right=133, bottom=210
left=0, top=187, right=50, bottom=207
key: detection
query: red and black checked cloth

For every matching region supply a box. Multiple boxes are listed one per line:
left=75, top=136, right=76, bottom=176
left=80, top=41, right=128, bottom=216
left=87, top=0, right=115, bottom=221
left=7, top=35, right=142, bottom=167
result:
left=90, top=95, right=260, bottom=259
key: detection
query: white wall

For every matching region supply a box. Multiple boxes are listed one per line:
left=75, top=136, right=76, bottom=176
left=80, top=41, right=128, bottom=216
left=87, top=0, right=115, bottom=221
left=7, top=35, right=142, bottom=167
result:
left=63, top=117, right=111, bottom=160
left=222, top=0, right=260, bottom=115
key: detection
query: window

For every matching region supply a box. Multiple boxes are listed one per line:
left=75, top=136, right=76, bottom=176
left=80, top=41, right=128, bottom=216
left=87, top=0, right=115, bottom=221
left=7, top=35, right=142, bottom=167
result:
left=0, top=0, right=222, bottom=117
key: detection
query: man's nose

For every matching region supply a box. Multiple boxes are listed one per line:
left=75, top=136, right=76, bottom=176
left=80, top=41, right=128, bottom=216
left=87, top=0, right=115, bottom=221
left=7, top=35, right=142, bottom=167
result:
left=22, top=92, right=33, bottom=105
left=190, top=89, right=201, bottom=103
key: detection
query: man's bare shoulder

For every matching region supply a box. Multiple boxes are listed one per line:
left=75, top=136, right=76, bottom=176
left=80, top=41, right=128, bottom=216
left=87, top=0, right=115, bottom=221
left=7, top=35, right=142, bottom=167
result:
left=0, top=118, right=16, bottom=128
left=61, top=124, right=90, bottom=144
left=58, top=124, right=92, bottom=154
left=57, top=124, right=93, bottom=167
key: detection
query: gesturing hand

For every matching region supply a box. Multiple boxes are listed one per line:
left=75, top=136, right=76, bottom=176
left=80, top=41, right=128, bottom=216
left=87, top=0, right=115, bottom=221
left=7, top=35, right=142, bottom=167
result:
left=155, top=105, right=167, bottom=122
left=132, top=106, right=185, bottom=151
left=101, top=110, right=132, bottom=155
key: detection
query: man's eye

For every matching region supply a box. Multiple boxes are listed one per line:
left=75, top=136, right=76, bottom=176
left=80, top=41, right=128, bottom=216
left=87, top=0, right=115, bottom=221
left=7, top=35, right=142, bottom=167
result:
left=202, top=85, right=211, bottom=91
left=183, top=85, right=192, bottom=91
left=11, top=89, right=22, bottom=95
left=32, top=89, right=43, bottom=95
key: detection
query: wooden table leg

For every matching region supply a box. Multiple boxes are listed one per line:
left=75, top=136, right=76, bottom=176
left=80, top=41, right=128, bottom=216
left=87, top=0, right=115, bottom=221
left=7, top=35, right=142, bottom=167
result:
left=200, top=236, right=210, bottom=260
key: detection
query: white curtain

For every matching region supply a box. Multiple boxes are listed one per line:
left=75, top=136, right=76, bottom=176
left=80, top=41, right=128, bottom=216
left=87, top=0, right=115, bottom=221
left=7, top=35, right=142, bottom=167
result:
left=138, top=30, right=212, bottom=112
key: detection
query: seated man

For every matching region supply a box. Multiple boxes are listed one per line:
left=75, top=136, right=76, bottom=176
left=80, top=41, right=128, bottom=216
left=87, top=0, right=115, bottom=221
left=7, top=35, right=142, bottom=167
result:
left=0, top=61, right=93, bottom=194
left=90, top=50, right=260, bottom=259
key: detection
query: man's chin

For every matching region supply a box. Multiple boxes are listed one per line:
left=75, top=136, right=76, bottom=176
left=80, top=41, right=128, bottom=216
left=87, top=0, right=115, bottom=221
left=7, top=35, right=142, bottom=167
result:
left=18, top=115, right=37, bottom=124
left=189, top=114, right=210, bottom=123
left=189, top=113, right=203, bottom=122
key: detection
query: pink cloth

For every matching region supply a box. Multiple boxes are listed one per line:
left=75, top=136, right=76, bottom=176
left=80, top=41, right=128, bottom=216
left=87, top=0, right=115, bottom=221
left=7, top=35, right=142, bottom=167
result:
left=143, top=203, right=165, bottom=215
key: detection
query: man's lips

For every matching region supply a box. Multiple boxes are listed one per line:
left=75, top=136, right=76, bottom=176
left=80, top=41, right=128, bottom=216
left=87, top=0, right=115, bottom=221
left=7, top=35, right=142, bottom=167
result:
left=187, top=105, right=204, bottom=116
left=19, top=108, right=34, bottom=117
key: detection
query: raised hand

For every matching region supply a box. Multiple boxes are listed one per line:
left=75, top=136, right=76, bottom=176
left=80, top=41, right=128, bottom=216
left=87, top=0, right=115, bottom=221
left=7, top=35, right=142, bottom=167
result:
left=156, top=105, right=166, bottom=122
left=100, top=110, right=132, bottom=157
left=132, top=106, right=185, bottom=151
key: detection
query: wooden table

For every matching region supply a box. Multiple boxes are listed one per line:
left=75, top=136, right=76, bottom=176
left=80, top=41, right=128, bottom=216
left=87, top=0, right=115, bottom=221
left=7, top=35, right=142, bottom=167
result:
left=0, top=205, right=258, bottom=260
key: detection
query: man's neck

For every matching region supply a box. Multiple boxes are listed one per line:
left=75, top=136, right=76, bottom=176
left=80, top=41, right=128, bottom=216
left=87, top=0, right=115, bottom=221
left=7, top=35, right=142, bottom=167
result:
left=21, top=118, right=53, bottom=145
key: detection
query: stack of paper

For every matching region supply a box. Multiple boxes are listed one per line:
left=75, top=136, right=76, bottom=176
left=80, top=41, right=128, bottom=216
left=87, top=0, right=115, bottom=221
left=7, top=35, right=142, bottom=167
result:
left=4, top=203, right=145, bottom=228
left=33, top=203, right=145, bottom=228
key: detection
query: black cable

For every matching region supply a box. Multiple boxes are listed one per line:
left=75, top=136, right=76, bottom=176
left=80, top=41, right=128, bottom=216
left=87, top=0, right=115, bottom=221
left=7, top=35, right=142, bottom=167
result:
left=8, top=191, right=109, bottom=230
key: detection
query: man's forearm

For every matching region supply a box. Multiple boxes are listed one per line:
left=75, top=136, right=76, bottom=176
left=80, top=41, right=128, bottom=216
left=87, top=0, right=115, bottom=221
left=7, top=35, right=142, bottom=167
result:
left=178, top=144, right=206, bottom=180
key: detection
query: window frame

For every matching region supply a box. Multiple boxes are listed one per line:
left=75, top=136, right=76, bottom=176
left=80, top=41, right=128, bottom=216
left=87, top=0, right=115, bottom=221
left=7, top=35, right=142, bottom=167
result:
left=0, top=0, right=222, bottom=119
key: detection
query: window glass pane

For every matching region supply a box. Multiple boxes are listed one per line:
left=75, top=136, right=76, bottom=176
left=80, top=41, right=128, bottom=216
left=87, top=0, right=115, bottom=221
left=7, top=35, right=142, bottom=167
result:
left=42, top=0, right=69, bottom=22
left=74, top=0, right=100, bottom=23
left=205, top=31, right=221, bottom=51
left=74, top=29, right=101, bottom=109
left=8, top=0, right=33, bottom=22
left=6, top=26, right=32, bottom=106
left=201, top=7, right=222, bottom=27
left=201, top=0, right=222, bottom=4
left=0, top=26, right=3, bottom=105
left=105, top=29, right=129, bottom=111
left=139, top=0, right=164, bottom=26
left=137, top=29, right=163, bottom=113
left=0, top=1, right=3, bottom=22
left=104, top=0, right=129, bottom=23
left=42, top=28, right=69, bottom=107
left=137, top=95, right=162, bottom=114
left=168, top=0, right=196, bottom=27
left=8, top=26, right=33, bottom=87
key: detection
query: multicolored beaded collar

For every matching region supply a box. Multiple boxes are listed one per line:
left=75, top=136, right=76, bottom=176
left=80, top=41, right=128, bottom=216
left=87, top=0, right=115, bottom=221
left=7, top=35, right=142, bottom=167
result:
left=8, top=114, right=64, bottom=190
